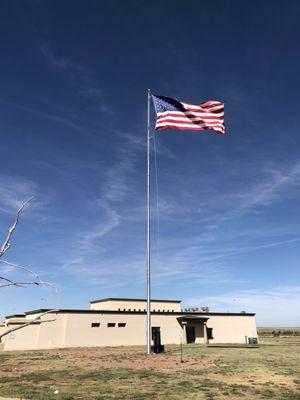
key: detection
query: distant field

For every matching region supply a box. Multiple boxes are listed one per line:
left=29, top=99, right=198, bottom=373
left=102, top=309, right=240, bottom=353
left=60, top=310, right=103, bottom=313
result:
left=258, top=327, right=300, bottom=337
left=0, top=336, right=299, bottom=399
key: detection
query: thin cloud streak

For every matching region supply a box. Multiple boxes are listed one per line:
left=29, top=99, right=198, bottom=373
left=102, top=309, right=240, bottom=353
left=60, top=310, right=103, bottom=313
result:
left=219, top=161, right=300, bottom=221
left=185, top=286, right=300, bottom=326
left=0, top=98, right=84, bottom=133
left=40, top=43, right=113, bottom=114
left=0, top=176, right=37, bottom=214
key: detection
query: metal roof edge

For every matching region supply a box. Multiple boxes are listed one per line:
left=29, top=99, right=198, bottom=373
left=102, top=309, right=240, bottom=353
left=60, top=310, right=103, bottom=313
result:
left=90, top=298, right=182, bottom=304
left=23, top=309, right=255, bottom=317
left=5, top=314, right=26, bottom=319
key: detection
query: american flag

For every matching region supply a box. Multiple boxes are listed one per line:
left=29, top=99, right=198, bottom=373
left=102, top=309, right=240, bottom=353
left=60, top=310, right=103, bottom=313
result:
left=152, top=94, right=225, bottom=136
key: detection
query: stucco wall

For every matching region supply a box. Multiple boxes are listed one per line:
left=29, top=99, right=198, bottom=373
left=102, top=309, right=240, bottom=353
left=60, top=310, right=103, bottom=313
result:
left=90, top=300, right=181, bottom=312
left=63, top=313, right=183, bottom=347
left=3, top=312, right=257, bottom=351
left=207, top=315, right=257, bottom=343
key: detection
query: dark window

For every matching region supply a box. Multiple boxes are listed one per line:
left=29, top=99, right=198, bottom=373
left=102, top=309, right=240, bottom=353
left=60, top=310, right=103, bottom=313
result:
left=107, top=323, right=116, bottom=328
left=118, top=323, right=126, bottom=327
left=91, top=323, right=100, bottom=328
left=207, top=328, right=213, bottom=339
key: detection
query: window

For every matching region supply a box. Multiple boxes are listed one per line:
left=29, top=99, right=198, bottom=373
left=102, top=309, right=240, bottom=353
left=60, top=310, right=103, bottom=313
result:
left=207, top=328, right=213, bottom=340
left=107, top=323, right=116, bottom=328
left=118, top=323, right=126, bottom=328
left=91, top=323, right=100, bottom=328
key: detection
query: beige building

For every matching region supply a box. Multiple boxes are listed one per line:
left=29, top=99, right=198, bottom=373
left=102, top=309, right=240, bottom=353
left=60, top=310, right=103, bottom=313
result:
left=0, top=298, right=258, bottom=351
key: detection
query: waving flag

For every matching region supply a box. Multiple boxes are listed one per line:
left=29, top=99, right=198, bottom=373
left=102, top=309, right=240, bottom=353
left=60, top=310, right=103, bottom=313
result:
left=152, top=94, right=225, bottom=135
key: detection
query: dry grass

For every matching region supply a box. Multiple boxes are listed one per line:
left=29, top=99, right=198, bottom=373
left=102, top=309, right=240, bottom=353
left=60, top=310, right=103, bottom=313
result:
left=0, top=335, right=299, bottom=399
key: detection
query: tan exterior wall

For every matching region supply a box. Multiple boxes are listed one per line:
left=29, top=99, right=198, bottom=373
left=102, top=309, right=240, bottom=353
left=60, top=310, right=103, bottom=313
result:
left=207, top=315, right=257, bottom=344
left=2, top=312, right=65, bottom=351
left=2, top=311, right=257, bottom=351
left=0, top=324, right=6, bottom=337
left=63, top=313, right=182, bottom=348
left=90, top=299, right=181, bottom=312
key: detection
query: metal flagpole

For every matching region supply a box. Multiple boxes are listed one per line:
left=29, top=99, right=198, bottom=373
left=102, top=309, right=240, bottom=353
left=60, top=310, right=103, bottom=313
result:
left=146, top=88, right=151, bottom=355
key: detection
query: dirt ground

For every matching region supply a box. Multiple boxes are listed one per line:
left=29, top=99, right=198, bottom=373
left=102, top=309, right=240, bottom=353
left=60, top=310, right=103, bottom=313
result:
left=0, top=335, right=299, bottom=399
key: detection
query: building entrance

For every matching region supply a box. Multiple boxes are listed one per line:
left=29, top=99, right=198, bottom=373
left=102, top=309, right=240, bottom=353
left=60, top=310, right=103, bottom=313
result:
left=186, top=326, right=196, bottom=343
left=152, top=326, right=164, bottom=353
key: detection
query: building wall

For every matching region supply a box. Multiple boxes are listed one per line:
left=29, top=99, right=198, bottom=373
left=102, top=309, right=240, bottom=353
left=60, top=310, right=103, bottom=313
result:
left=207, top=315, right=257, bottom=343
left=0, top=323, right=6, bottom=337
left=3, top=311, right=257, bottom=351
left=90, top=299, right=181, bottom=312
left=63, top=313, right=183, bottom=347
left=2, top=313, right=65, bottom=351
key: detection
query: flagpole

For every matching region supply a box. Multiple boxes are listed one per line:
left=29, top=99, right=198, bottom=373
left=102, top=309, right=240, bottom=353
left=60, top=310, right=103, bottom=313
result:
left=146, top=88, right=151, bottom=355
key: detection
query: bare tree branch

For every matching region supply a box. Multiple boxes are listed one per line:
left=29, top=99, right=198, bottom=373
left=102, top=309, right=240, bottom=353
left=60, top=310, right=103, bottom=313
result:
left=0, top=309, right=58, bottom=340
left=0, top=276, right=15, bottom=284
left=0, top=259, right=39, bottom=279
left=0, top=261, right=57, bottom=292
left=0, top=281, right=57, bottom=292
left=0, top=198, right=58, bottom=328
left=0, top=276, right=21, bottom=286
left=0, top=196, right=34, bottom=257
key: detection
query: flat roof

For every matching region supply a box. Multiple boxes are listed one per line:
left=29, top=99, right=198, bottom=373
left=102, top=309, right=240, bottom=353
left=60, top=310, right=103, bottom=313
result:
left=5, top=314, right=25, bottom=319
left=21, top=308, right=255, bottom=317
left=90, top=297, right=182, bottom=304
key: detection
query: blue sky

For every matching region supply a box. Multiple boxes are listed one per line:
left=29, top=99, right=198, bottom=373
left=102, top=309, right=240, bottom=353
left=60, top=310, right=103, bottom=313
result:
left=0, top=0, right=300, bottom=326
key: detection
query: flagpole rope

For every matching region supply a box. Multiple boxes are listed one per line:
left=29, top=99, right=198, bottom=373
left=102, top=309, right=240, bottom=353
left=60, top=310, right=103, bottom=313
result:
left=153, top=132, right=160, bottom=273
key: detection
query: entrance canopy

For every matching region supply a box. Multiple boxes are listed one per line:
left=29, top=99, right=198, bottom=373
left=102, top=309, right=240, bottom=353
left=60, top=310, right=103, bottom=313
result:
left=177, top=315, right=210, bottom=344
left=177, top=315, right=209, bottom=323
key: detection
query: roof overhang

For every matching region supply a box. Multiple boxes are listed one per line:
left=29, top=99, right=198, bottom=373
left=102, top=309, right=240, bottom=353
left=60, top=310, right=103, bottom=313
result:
left=177, top=315, right=209, bottom=322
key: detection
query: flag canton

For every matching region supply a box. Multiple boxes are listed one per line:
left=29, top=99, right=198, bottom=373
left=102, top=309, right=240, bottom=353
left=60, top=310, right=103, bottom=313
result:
left=152, top=95, right=185, bottom=113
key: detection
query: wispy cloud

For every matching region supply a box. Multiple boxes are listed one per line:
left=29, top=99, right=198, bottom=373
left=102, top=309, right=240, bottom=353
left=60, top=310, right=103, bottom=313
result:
left=115, top=131, right=174, bottom=159
left=185, top=286, right=300, bottom=326
left=237, top=162, right=300, bottom=211
left=40, top=43, right=113, bottom=114
left=180, top=159, right=300, bottom=226
left=0, top=98, right=84, bottom=133
left=40, top=43, right=70, bottom=70
left=77, top=202, right=121, bottom=253
left=59, top=130, right=144, bottom=274
left=0, top=176, right=37, bottom=214
left=58, top=155, right=300, bottom=292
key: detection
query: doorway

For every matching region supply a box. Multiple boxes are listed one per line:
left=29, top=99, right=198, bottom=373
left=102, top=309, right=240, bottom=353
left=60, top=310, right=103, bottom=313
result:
left=152, top=326, right=164, bottom=353
left=186, top=326, right=196, bottom=343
